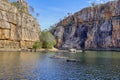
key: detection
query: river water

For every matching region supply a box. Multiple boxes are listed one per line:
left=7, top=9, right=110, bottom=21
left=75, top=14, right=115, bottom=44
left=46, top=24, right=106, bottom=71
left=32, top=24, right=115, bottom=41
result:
left=0, top=51, right=120, bottom=80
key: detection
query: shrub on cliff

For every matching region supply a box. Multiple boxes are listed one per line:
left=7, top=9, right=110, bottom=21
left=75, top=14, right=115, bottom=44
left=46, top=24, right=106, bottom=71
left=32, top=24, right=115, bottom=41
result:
left=11, top=1, right=26, bottom=12
left=40, top=30, right=56, bottom=49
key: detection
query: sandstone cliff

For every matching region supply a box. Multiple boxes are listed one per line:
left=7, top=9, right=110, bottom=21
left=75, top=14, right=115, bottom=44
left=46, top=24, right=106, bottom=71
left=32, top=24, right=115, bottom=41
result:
left=53, top=0, right=120, bottom=49
left=0, top=0, right=40, bottom=49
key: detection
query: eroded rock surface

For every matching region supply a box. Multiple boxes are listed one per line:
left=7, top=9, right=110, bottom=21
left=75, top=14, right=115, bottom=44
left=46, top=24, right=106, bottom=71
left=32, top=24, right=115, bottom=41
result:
left=53, top=0, right=120, bottom=49
left=0, top=0, right=40, bottom=49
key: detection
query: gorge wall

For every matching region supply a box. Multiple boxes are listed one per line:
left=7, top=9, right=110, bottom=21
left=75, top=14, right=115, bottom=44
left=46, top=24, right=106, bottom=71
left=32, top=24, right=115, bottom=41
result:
left=53, top=0, right=120, bottom=49
left=0, top=0, right=40, bottom=49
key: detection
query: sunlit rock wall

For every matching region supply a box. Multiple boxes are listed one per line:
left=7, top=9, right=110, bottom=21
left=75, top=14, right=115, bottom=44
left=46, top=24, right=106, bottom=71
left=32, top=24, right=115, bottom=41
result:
left=0, top=0, right=40, bottom=49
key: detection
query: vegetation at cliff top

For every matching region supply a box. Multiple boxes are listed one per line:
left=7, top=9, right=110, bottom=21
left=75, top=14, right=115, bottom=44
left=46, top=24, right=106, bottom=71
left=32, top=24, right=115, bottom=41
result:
left=10, top=0, right=40, bottom=18
left=11, top=1, right=27, bottom=12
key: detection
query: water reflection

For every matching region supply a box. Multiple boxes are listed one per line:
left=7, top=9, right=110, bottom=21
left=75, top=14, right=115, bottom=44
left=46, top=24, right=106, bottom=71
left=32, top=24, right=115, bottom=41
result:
left=0, top=52, right=40, bottom=79
left=0, top=51, right=120, bottom=79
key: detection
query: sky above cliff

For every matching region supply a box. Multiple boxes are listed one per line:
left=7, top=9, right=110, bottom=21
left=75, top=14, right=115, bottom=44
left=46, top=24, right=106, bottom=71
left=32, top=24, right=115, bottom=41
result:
left=25, top=0, right=113, bottom=30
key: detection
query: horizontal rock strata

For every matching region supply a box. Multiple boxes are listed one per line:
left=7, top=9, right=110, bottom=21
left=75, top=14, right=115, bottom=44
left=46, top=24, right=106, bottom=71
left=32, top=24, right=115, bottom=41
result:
left=0, top=0, right=40, bottom=49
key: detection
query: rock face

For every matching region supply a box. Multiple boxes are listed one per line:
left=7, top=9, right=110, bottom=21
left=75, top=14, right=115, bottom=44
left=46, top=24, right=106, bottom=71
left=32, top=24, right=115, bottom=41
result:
left=53, top=0, right=120, bottom=49
left=0, top=0, right=40, bottom=49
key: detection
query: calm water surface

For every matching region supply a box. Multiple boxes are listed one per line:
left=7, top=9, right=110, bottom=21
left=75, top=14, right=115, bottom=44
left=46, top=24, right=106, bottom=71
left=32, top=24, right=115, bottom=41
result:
left=0, top=51, right=120, bottom=80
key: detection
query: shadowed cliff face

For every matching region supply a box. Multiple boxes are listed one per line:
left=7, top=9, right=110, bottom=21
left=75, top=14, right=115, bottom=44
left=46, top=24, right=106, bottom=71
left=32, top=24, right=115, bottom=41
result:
left=53, top=0, right=120, bottom=49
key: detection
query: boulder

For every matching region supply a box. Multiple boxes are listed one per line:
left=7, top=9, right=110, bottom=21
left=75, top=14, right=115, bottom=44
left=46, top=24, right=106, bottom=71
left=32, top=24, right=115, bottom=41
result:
left=66, top=59, right=81, bottom=62
left=69, top=49, right=77, bottom=53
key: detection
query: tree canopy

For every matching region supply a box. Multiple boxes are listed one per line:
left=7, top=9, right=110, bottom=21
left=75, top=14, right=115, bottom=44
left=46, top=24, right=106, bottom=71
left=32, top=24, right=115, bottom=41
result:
left=40, top=30, right=56, bottom=49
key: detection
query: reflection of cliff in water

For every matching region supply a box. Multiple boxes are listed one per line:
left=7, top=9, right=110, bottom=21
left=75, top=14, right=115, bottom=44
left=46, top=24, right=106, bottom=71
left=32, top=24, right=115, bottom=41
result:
left=0, top=52, right=40, bottom=79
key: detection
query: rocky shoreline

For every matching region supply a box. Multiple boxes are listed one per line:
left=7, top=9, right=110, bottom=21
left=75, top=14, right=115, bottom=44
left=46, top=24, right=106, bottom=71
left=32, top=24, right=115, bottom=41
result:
left=0, top=48, right=120, bottom=52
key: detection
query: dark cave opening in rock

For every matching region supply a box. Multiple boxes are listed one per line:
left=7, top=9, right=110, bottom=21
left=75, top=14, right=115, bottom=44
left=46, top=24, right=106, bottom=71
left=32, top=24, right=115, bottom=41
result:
left=79, top=25, right=88, bottom=49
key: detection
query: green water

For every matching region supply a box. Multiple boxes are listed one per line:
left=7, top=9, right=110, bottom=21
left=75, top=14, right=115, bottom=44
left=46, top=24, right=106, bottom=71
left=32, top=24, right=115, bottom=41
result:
left=0, top=51, right=120, bottom=80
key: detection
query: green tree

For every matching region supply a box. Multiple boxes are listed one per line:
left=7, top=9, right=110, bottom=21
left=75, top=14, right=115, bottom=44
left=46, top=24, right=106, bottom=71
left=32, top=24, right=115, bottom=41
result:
left=33, top=41, right=41, bottom=52
left=29, top=5, right=35, bottom=13
left=40, top=30, right=56, bottom=49
left=91, top=2, right=96, bottom=7
left=36, top=13, right=40, bottom=17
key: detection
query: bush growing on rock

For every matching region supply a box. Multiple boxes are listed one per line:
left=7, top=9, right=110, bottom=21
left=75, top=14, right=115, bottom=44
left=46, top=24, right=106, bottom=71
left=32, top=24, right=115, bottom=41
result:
left=40, top=30, right=56, bottom=49
left=11, top=1, right=26, bottom=12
